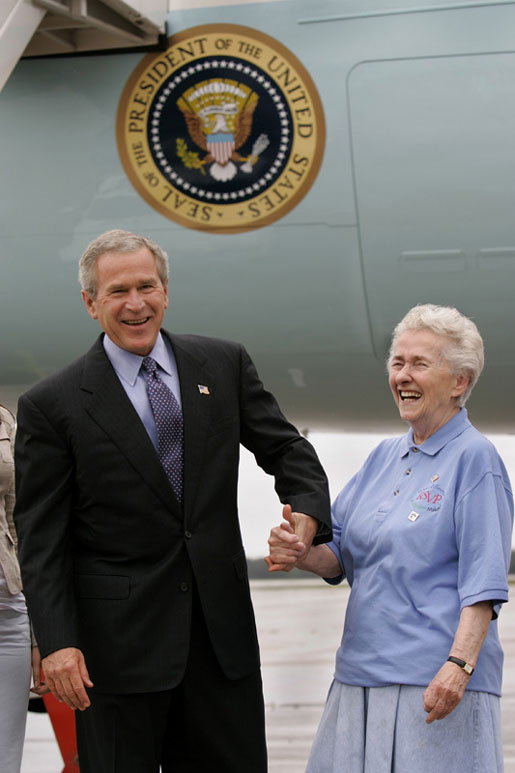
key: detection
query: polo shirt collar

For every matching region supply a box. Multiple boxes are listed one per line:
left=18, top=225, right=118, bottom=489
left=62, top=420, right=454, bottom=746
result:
left=103, top=332, right=173, bottom=386
left=399, top=408, right=471, bottom=458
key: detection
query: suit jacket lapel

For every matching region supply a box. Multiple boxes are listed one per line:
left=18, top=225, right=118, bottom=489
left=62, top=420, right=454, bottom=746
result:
left=169, top=334, right=213, bottom=520
left=80, top=338, right=183, bottom=521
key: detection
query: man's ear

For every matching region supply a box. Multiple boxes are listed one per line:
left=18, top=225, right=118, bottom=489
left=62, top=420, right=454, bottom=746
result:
left=81, top=289, right=98, bottom=320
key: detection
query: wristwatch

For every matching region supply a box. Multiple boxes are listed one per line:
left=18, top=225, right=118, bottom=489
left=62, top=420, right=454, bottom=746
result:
left=447, top=656, right=475, bottom=675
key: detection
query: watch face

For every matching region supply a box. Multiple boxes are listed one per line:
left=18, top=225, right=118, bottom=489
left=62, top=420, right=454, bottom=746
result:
left=448, top=656, right=473, bottom=675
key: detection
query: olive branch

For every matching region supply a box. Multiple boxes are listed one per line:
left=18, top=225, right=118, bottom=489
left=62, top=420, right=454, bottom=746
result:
left=176, top=138, right=205, bottom=175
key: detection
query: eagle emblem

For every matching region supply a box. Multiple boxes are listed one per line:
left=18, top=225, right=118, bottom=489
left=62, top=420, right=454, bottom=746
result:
left=177, top=78, right=269, bottom=182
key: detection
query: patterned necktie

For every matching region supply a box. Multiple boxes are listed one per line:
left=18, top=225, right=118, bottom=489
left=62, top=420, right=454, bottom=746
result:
left=141, top=356, right=183, bottom=503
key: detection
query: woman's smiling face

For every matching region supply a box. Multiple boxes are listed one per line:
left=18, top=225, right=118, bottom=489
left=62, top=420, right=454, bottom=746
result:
left=388, top=329, right=469, bottom=443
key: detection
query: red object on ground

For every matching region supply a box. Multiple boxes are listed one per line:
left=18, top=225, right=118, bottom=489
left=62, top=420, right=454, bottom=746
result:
left=42, top=693, right=79, bottom=772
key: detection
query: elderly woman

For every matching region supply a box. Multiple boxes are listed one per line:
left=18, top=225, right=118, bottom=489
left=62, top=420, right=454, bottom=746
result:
left=267, top=305, right=513, bottom=773
left=0, top=405, right=46, bottom=771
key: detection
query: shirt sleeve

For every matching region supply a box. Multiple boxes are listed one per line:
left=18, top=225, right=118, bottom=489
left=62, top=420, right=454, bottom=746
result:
left=323, top=473, right=360, bottom=585
left=455, top=470, right=513, bottom=617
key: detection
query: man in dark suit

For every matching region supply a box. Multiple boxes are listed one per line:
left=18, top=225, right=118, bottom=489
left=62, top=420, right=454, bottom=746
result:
left=14, top=230, right=331, bottom=772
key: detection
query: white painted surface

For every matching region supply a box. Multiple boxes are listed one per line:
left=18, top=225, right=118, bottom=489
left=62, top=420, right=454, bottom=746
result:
left=0, top=0, right=45, bottom=91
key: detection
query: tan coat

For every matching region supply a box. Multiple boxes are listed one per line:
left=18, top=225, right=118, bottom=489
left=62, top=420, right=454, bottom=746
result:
left=0, top=405, right=22, bottom=594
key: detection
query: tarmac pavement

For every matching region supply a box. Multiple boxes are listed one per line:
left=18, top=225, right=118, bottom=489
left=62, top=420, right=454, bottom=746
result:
left=21, top=578, right=515, bottom=772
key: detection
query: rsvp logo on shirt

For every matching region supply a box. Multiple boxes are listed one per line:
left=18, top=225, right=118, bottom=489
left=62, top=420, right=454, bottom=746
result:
left=411, top=484, right=445, bottom=513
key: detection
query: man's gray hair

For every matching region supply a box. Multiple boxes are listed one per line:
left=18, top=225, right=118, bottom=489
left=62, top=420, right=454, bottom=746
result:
left=387, top=304, right=484, bottom=407
left=78, top=229, right=169, bottom=297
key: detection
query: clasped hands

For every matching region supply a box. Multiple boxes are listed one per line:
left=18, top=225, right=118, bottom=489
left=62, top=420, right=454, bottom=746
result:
left=265, top=504, right=317, bottom=573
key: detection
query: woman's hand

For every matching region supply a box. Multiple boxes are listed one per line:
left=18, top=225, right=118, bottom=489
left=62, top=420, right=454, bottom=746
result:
left=31, top=646, right=50, bottom=696
left=423, top=660, right=470, bottom=722
left=423, top=601, right=493, bottom=723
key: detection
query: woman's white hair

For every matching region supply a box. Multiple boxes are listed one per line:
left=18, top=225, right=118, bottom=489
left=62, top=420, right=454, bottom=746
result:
left=387, top=304, right=484, bottom=407
left=78, top=229, right=169, bottom=298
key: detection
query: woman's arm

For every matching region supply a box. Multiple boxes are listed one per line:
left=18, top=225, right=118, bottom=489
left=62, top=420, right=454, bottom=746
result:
left=423, top=601, right=493, bottom=723
left=3, top=409, right=17, bottom=547
left=296, top=543, right=342, bottom=577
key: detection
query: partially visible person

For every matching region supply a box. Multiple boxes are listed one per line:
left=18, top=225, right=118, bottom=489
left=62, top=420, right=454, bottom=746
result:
left=267, top=304, right=513, bottom=772
left=0, top=405, right=46, bottom=772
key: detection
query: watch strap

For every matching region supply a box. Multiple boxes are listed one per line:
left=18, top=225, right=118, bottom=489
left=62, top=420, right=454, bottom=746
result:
left=447, top=656, right=474, bottom=675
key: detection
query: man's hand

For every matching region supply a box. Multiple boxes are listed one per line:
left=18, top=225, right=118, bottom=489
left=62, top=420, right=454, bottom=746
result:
left=423, top=660, right=470, bottom=723
left=42, top=647, right=93, bottom=711
left=265, top=505, right=318, bottom=573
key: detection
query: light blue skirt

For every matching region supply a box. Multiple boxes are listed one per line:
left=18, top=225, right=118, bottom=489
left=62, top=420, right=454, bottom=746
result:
left=306, top=681, right=503, bottom=773
left=0, top=608, right=32, bottom=773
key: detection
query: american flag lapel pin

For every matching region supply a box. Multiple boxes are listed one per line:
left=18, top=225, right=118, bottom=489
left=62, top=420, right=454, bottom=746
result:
left=198, top=384, right=210, bottom=395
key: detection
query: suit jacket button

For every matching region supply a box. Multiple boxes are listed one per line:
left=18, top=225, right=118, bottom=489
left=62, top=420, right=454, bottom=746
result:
left=184, top=531, right=192, bottom=539
left=180, top=582, right=189, bottom=592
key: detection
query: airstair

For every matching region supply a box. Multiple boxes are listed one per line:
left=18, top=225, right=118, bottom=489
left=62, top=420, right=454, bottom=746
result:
left=0, top=0, right=167, bottom=91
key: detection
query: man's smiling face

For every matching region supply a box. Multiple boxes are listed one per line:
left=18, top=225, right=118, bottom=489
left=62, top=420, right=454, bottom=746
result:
left=82, top=247, right=168, bottom=356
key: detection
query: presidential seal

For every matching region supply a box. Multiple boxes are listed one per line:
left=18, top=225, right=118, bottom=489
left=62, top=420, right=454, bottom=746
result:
left=116, top=24, right=325, bottom=233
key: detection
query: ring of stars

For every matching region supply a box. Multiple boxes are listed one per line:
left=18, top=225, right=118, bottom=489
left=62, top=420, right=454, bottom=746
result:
left=148, top=59, right=293, bottom=201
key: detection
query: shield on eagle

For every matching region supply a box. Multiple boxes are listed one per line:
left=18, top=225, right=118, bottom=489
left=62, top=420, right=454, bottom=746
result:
left=177, top=78, right=258, bottom=181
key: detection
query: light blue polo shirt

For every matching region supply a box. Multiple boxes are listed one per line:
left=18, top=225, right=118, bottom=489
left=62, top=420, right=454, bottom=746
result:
left=327, top=409, right=513, bottom=696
